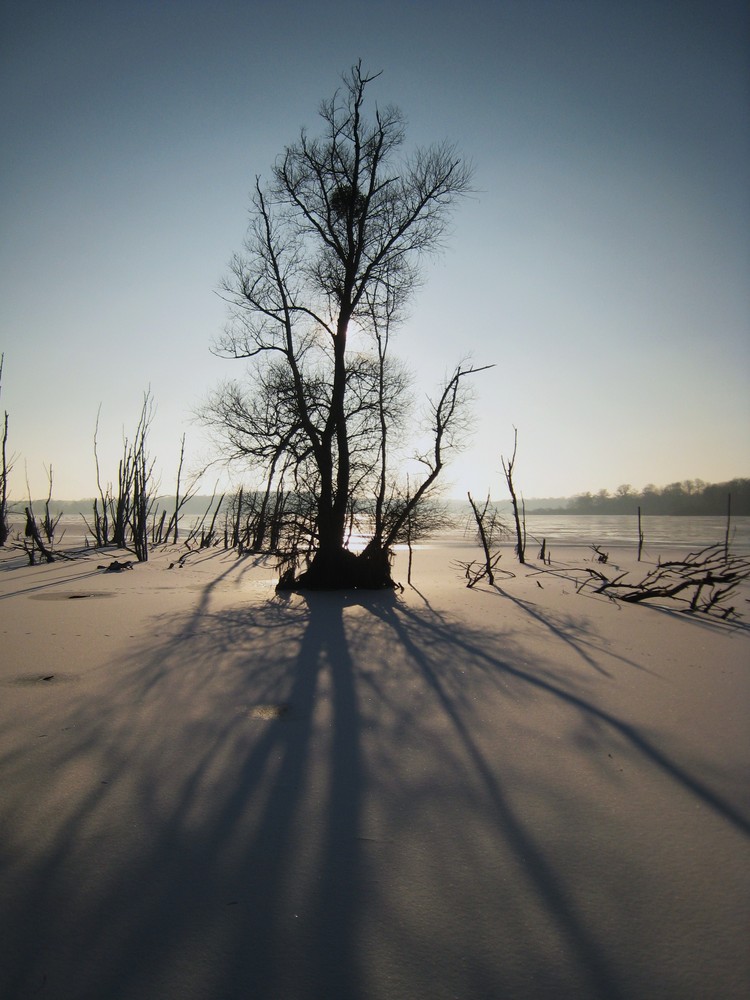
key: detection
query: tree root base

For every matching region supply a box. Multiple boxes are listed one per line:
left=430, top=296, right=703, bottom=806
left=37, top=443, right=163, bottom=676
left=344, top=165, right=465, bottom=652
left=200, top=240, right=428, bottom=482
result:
left=277, top=546, right=396, bottom=592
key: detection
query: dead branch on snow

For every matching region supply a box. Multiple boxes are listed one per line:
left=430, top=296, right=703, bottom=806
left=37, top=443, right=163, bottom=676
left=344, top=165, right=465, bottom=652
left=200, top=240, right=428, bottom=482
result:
left=577, top=544, right=750, bottom=619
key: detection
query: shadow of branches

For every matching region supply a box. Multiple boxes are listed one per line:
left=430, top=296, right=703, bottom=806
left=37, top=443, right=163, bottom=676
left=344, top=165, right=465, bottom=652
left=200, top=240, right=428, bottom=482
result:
left=1, top=576, right=748, bottom=1000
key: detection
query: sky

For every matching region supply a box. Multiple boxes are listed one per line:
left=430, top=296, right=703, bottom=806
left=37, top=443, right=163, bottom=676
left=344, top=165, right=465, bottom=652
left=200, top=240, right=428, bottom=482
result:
left=1, top=0, right=748, bottom=502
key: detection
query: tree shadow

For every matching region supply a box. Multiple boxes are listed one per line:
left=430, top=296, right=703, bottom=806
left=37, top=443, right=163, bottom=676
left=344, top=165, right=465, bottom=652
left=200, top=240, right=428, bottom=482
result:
left=0, top=564, right=104, bottom=600
left=1, top=577, right=748, bottom=999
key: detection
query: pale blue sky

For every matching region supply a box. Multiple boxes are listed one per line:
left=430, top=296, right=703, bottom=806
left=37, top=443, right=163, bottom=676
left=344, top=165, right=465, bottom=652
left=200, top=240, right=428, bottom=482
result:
left=1, top=0, right=748, bottom=501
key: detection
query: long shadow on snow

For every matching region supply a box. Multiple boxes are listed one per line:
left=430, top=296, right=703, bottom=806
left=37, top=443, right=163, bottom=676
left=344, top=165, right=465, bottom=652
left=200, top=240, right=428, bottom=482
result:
left=0, top=571, right=747, bottom=1000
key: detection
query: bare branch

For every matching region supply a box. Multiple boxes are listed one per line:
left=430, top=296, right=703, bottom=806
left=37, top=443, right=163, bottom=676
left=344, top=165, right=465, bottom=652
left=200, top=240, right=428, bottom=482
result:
left=577, top=544, right=750, bottom=619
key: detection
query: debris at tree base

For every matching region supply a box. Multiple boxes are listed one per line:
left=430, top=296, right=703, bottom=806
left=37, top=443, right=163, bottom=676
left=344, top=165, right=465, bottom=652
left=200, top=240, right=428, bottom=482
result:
left=98, top=560, right=135, bottom=573
left=277, top=546, right=397, bottom=592
left=577, top=544, right=750, bottom=619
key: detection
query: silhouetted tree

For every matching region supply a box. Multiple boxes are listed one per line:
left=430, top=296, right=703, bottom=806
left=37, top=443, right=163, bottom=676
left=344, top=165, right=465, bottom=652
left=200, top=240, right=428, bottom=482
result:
left=167, top=435, right=192, bottom=544
left=130, top=392, right=155, bottom=562
left=40, top=464, right=63, bottom=545
left=502, top=427, right=526, bottom=564
left=462, top=491, right=505, bottom=587
left=0, top=354, right=10, bottom=546
left=22, top=504, right=55, bottom=564
left=209, top=62, right=480, bottom=589
left=85, top=392, right=157, bottom=561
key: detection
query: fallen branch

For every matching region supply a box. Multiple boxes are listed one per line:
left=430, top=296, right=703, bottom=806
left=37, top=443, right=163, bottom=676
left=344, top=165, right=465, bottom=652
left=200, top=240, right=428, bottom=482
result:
left=578, top=544, right=750, bottom=619
left=454, top=552, right=507, bottom=589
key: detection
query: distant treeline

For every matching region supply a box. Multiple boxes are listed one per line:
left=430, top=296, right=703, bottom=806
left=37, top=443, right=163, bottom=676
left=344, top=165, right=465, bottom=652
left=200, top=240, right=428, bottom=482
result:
left=15, top=478, right=750, bottom=519
left=11, top=494, right=220, bottom=518
left=546, top=479, right=750, bottom=516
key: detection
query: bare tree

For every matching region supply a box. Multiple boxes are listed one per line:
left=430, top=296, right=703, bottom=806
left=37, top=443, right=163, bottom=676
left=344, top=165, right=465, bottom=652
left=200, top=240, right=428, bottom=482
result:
left=463, top=492, right=502, bottom=586
left=87, top=405, right=112, bottom=547
left=210, top=62, right=479, bottom=589
left=84, top=391, right=157, bottom=561
left=22, top=503, right=55, bottom=564
left=164, top=434, right=200, bottom=545
left=637, top=505, right=644, bottom=561
left=454, top=492, right=509, bottom=588
left=502, top=427, right=526, bottom=564
left=41, top=464, right=63, bottom=545
left=184, top=488, right=225, bottom=550
left=130, top=392, right=156, bottom=562
left=0, top=354, right=11, bottom=546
